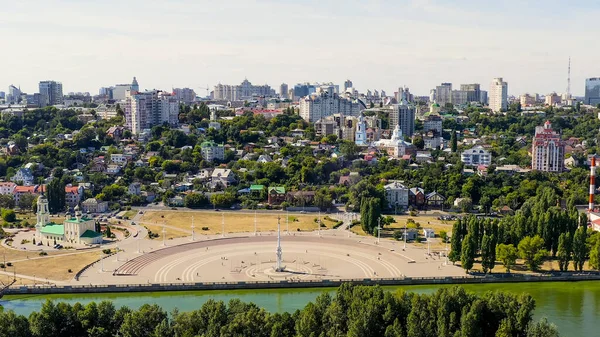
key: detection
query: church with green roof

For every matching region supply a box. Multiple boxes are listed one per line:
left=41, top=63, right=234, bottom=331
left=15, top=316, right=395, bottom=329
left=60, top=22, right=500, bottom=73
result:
left=35, top=194, right=103, bottom=246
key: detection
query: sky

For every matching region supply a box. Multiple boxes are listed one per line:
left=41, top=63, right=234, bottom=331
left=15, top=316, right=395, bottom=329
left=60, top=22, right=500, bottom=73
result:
left=1, top=0, right=599, bottom=97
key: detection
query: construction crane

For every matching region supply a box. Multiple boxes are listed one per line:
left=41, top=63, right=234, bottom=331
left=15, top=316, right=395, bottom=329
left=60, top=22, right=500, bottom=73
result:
left=197, top=85, right=210, bottom=98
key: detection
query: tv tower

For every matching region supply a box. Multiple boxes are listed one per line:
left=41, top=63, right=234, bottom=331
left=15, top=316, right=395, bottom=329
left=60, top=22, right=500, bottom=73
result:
left=567, top=56, right=571, bottom=97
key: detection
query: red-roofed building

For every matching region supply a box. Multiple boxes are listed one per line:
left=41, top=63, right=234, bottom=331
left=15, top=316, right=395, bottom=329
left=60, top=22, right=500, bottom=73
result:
left=13, top=185, right=42, bottom=207
left=65, top=185, right=84, bottom=208
left=0, top=182, right=16, bottom=195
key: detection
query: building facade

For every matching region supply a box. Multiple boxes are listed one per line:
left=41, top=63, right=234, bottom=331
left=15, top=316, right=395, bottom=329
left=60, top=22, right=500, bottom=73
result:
left=384, top=181, right=409, bottom=209
left=200, top=141, right=225, bottom=162
left=213, top=80, right=275, bottom=100
left=531, top=121, right=565, bottom=172
left=585, top=78, right=600, bottom=106
left=279, top=83, right=288, bottom=99
left=124, top=90, right=179, bottom=134
left=390, top=100, right=415, bottom=137
left=461, top=146, right=492, bottom=167
left=299, top=90, right=362, bottom=123
left=172, top=88, right=196, bottom=104
left=489, top=77, right=508, bottom=113
left=435, top=83, right=452, bottom=106
left=39, top=81, right=63, bottom=106
left=36, top=197, right=102, bottom=245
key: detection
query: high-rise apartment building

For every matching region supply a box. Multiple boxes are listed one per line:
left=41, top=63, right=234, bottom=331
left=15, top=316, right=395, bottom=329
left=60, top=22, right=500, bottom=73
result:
left=124, top=90, right=179, bottom=134
left=545, top=93, right=561, bottom=106
left=213, top=79, right=275, bottom=101
left=585, top=78, right=600, bottom=106
left=39, top=80, right=63, bottom=106
left=344, top=79, right=353, bottom=91
left=451, top=90, right=468, bottom=106
left=279, top=83, right=288, bottom=99
left=172, top=88, right=196, bottom=104
left=299, top=89, right=362, bottom=123
left=531, top=121, right=564, bottom=173
left=520, top=93, right=537, bottom=107
left=434, top=83, right=452, bottom=106
left=489, top=78, right=508, bottom=113
left=460, top=84, right=481, bottom=103
left=7, top=85, right=21, bottom=104
left=390, top=100, right=415, bottom=137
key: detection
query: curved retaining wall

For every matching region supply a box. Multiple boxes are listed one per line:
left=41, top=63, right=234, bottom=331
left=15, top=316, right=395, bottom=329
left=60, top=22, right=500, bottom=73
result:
left=6, top=273, right=600, bottom=295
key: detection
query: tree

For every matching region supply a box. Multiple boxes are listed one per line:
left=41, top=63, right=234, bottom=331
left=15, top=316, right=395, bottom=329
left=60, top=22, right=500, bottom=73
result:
left=481, top=234, right=496, bottom=274
left=496, top=244, right=518, bottom=272
left=589, top=238, right=600, bottom=270
left=47, top=178, right=66, bottom=213
left=105, top=226, right=112, bottom=238
left=460, top=233, right=476, bottom=273
left=184, top=193, right=209, bottom=209
left=0, top=195, right=15, bottom=209
left=572, top=226, right=589, bottom=271
left=556, top=233, right=572, bottom=271
left=18, top=193, right=36, bottom=211
left=450, top=129, right=457, bottom=153
left=413, top=136, right=424, bottom=150
left=1, top=209, right=16, bottom=222
left=518, top=236, right=547, bottom=271
left=526, top=318, right=560, bottom=337
left=360, top=197, right=381, bottom=235
left=119, top=304, right=168, bottom=337
left=449, top=220, right=462, bottom=264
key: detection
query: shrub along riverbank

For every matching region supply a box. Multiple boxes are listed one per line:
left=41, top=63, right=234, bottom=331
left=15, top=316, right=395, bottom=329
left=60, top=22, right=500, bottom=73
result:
left=0, top=284, right=559, bottom=337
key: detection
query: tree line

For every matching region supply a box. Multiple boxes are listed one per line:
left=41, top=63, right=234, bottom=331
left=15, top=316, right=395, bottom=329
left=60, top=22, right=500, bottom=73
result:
left=0, top=284, right=560, bottom=337
left=450, top=188, right=600, bottom=273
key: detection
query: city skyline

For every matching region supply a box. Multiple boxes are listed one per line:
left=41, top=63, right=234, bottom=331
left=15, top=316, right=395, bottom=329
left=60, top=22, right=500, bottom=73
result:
left=1, top=0, right=599, bottom=96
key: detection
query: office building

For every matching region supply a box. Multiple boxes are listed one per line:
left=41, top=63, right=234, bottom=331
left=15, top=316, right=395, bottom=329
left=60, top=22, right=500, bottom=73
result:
left=451, top=90, right=468, bottom=106
left=39, top=80, right=63, bottom=106
left=299, top=89, right=362, bottom=123
left=461, top=146, right=492, bottom=167
left=585, top=78, right=600, bottom=106
left=479, top=91, right=488, bottom=105
left=423, top=115, right=443, bottom=135
left=390, top=100, right=415, bottom=137
left=489, top=78, right=508, bottom=113
left=26, top=93, right=42, bottom=107
left=172, top=88, right=196, bottom=104
left=213, top=79, right=275, bottom=100
left=293, top=82, right=339, bottom=101
left=124, top=90, right=179, bottom=134
left=435, top=83, right=452, bottom=106
left=0, top=91, right=4, bottom=100
left=7, top=85, right=21, bottom=104
left=531, top=121, right=565, bottom=173
left=279, top=83, right=288, bottom=99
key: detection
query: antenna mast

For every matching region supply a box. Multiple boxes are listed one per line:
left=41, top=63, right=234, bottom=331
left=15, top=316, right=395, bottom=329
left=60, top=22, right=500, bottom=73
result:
left=567, top=56, right=571, bottom=96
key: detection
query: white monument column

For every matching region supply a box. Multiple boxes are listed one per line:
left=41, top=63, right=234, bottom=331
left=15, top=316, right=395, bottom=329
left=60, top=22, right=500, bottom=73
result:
left=276, top=216, right=283, bottom=272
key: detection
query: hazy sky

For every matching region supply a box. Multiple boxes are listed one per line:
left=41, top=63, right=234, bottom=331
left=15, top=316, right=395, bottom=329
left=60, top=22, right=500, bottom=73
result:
left=1, top=0, right=598, bottom=97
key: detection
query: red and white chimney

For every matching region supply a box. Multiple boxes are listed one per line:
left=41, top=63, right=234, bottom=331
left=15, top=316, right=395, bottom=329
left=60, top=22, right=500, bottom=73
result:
left=590, top=156, right=596, bottom=214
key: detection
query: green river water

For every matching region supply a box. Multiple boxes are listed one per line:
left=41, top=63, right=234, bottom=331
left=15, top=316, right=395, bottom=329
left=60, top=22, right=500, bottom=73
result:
left=2, top=281, right=599, bottom=335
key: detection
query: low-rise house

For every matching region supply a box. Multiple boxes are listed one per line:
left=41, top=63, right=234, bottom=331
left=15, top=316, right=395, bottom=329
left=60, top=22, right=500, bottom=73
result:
left=267, top=187, right=286, bottom=205
left=110, top=154, right=127, bottom=164
left=286, top=191, right=316, bottom=206
left=168, top=196, right=184, bottom=207
left=210, top=168, right=236, bottom=189
left=409, top=187, right=425, bottom=208
left=128, top=182, right=142, bottom=196
left=65, top=185, right=84, bottom=208
left=415, top=151, right=433, bottom=163
left=338, top=172, right=361, bottom=186
left=106, top=126, right=125, bottom=140
left=81, top=198, right=109, bottom=213
left=257, top=154, right=273, bottom=163
left=384, top=181, right=409, bottom=209
left=426, top=191, right=446, bottom=208
left=461, top=145, right=492, bottom=167
left=106, top=164, right=121, bottom=175
left=14, top=185, right=42, bottom=206
left=11, top=168, right=34, bottom=186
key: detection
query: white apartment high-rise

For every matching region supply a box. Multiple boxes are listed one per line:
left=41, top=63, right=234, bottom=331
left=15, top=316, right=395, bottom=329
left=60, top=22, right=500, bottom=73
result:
left=531, top=121, right=564, bottom=173
left=299, top=90, right=362, bottom=123
left=390, top=100, right=415, bottom=137
left=489, top=78, right=508, bottom=113
left=172, top=88, right=196, bottom=104
left=124, top=90, right=179, bottom=134
left=434, top=83, right=452, bottom=106
left=7, top=85, right=21, bottom=104
left=39, top=80, right=63, bottom=106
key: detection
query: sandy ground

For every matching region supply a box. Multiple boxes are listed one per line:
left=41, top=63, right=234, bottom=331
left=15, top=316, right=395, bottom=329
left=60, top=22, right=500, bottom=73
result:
left=10, top=251, right=101, bottom=281
left=139, top=211, right=337, bottom=237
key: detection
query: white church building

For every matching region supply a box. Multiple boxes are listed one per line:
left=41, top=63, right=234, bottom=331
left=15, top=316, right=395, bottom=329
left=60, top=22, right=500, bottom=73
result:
left=35, top=194, right=103, bottom=245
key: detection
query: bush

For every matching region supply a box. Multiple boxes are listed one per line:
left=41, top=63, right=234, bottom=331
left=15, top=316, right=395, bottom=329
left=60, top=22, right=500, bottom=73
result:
left=1, top=209, right=16, bottom=222
left=201, top=227, right=209, bottom=231
left=6, top=262, right=12, bottom=267
left=0, top=263, right=5, bottom=269
left=68, top=269, right=72, bottom=273
left=103, top=249, right=111, bottom=254
left=393, top=230, right=403, bottom=241
left=39, top=251, right=48, bottom=256
left=332, top=221, right=344, bottom=229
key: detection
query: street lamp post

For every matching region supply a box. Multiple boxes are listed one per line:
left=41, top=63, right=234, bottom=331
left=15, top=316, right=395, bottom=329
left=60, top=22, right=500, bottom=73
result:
left=221, top=213, right=225, bottom=238
left=162, top=224, right=166, bottom=247
left=403, top=221, right=407, bottom=249
left=191, top=216, right=195, bottom=242
left=377, top=217, right=381, bottom=244
left=254, top=211, right=257, bottom=236
left=286, top=210, right=289, bottom=235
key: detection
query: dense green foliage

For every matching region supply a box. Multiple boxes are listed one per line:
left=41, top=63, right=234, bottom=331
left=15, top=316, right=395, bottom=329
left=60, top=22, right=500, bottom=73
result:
left=0, top=284, right=559, bottom=337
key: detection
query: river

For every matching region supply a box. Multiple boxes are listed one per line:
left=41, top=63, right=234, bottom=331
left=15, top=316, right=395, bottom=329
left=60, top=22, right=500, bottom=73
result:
left=2, top=281, right=599, bottom=335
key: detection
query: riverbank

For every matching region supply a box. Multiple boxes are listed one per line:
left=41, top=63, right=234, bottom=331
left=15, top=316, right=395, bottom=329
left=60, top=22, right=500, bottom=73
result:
left=6, top=272, right=600, bottom=295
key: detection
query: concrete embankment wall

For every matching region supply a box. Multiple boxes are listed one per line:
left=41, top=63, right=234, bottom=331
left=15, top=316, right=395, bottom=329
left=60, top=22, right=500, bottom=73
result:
left=6, top=274, right=600, bottom=295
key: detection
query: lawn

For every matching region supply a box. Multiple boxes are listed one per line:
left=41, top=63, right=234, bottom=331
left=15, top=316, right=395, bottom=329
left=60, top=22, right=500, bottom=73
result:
left=139, top=211, right=330, bottom=236
left=10, top=251, right=101, bottom=282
